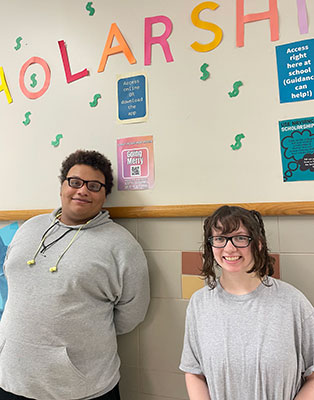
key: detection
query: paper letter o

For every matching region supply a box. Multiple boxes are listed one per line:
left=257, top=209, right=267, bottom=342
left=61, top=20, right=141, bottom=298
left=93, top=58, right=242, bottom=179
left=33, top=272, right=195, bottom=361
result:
left=19, top=57, right=51, bottom=99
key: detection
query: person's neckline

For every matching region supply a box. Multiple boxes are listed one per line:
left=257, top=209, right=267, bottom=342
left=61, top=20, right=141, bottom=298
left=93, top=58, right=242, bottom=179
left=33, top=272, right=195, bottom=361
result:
left=217, top=277, right=267, bottom=302
left=56, top=210, right=103, bottom=227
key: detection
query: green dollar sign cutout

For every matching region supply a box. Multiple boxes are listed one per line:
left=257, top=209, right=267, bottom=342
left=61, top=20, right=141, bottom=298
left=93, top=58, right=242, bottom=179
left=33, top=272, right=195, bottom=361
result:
left=30, top=73, right=37, bottom=88
left=231, top=133, right=245, bottom=150
left=89, top=94, right=101, bottom=107
left=200, top=63, right=210, bottom=80
left=14, top=36, right=22, bottom=50
left=228, top=81, right=243, bottom=97
left=51, top=134, right=63, bottom=147
left=22, top=112, right=31, bottom=126
left=86, top=2, right=95, bottom=16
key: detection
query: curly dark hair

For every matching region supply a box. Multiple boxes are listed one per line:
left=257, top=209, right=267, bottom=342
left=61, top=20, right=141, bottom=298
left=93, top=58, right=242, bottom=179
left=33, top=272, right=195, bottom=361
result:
left=59, top=150, right=114, bottom=195
left=202, top=205, right=275, bottom=289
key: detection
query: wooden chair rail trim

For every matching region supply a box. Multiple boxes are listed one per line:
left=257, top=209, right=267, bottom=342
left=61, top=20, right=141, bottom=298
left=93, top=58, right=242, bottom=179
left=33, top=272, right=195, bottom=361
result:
left=0, top=201, right=314, bottom=220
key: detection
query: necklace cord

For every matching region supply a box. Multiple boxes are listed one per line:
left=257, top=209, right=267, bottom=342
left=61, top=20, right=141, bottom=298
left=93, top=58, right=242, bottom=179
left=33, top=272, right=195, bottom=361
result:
left=50, top=220, right=91, bottom=272
left=27, top=213, right=61, bottom=265
left=27, top=212, right=91, bottom=272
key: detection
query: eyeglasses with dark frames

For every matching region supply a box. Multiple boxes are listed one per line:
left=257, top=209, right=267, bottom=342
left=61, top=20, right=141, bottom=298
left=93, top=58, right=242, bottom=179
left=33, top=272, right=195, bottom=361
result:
left=66, top=177, right=106, bottom=193
left=208, top=235, right=252, bottom=248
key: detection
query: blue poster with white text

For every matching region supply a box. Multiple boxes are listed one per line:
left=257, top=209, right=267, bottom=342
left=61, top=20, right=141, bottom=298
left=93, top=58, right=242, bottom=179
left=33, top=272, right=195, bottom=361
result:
left=117, top=74, right=147, bottom=123
left=276, top=39, right=314, bottom=103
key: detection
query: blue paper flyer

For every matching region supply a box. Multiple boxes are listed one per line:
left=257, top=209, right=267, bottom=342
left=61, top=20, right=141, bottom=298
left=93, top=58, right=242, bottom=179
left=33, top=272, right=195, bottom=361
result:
left=276, top=39, right=314, bottom=103
left=117, top=73, right=148, bottom=124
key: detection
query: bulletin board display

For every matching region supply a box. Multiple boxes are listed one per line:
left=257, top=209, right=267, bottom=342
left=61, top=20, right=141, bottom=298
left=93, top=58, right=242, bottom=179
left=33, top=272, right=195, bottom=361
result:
left=1, top=0, right=314, bottom=210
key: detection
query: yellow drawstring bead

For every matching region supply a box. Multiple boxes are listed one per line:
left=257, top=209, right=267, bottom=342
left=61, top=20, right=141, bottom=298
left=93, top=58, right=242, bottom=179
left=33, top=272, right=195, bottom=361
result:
left=49, top=266, right=57, bottom=273
left=27, top=259, right=35, bottom=265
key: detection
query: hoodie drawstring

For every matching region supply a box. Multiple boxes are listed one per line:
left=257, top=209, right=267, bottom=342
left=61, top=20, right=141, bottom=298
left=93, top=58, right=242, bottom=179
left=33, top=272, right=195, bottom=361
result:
left=27, top=213, right=91, bottom=273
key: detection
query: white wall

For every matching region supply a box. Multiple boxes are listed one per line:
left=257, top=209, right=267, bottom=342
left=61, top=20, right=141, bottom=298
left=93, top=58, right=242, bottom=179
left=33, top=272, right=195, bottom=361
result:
left=1, top=0, right=314, bottom=210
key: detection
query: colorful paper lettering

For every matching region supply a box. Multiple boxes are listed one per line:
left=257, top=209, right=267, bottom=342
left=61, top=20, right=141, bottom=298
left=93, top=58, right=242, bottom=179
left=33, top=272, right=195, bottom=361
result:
left=236, top=0, right=279, bottom=47
left=98, top=23, right=136, bottom=72
left=297, top=0, right=308, bottom=34
left=58, top=40, right=89, bottom=83
left=144, top=16, right=174, bottom=65
left=19, top=57, right=51, bottom=99
left=0, top=67, right=12, bottom=104
left=191, top=2, right=223, bottom=52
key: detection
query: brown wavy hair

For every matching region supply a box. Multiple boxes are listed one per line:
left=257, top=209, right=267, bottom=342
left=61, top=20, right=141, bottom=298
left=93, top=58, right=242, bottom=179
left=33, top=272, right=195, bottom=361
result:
left=202, top=206, right=275, bottom=288
left=59, top=149, right=113, bottom=195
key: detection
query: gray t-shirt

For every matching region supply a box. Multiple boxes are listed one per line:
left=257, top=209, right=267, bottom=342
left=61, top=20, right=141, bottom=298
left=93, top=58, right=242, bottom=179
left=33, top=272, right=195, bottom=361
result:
left=180, top=278, right=314, bottom=400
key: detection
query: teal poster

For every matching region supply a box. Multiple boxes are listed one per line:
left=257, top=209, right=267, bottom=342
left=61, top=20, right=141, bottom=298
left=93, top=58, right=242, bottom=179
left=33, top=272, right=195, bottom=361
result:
left=0, top=222, right=19, bottom=318
left=279, top=116, right=314, bottom=182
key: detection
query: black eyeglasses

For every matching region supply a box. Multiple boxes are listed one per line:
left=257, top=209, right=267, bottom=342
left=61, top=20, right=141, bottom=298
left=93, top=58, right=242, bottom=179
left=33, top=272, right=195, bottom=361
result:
left=66, top=177, right=106, bottom=193
left=208, top=235, right=252, bottom=248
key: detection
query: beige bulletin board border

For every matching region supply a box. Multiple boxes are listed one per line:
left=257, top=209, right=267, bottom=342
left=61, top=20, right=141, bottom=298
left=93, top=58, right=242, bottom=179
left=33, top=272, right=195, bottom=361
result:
left=1, top=201, right=314, bottom=221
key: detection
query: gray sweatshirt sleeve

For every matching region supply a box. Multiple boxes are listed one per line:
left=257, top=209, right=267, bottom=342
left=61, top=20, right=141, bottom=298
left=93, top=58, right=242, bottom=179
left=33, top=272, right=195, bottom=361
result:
left=113, top=239, right=150, bottom=335
left=303, top=310, right=314, bottom=378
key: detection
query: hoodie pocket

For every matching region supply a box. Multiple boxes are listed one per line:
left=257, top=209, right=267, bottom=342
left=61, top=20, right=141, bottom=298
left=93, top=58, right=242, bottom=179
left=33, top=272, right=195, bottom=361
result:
left=0, top=336, right=89, bottom=400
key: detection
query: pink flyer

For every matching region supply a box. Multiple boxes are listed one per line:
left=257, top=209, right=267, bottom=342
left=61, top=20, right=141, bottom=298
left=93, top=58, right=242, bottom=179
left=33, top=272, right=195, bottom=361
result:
left=117, top=135, right=154, bottom=190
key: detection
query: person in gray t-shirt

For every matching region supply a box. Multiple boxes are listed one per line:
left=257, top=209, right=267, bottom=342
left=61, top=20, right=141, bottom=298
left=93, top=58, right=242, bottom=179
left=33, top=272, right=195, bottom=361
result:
left=180, top=205, right=314, bottom=400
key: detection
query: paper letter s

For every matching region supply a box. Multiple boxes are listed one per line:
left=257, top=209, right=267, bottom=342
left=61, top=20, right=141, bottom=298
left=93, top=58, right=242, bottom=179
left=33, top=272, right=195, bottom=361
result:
left=191, top=2, right=223, bottom=52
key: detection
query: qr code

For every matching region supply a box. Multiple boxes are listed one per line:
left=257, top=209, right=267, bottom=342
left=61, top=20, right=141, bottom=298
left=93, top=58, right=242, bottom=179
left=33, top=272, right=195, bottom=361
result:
left=130, top=165, right=141, bottom=176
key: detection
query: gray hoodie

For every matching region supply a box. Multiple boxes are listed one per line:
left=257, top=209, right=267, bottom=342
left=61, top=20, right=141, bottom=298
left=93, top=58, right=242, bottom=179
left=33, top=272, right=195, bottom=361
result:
left=0, top=209, right=150, bottom=400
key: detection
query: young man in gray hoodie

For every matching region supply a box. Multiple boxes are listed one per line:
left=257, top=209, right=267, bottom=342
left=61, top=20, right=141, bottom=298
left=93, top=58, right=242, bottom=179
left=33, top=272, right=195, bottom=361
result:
left=0, top=150, right=150, bottom=400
